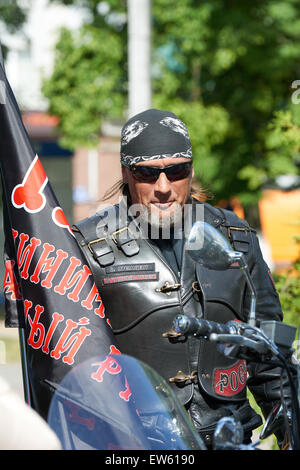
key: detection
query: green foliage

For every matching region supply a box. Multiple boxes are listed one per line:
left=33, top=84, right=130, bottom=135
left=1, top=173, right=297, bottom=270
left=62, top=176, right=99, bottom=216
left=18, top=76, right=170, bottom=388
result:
left=0, top=0, right=27, bottom=32
left=265, top=107, right=300, bottom=180
left=0, top=0, right=28, bottom=57
left=44, top=0, right=300, bottom=205
left=152, top=96, right=230, bottom=188
left=151, top=0, right=300, bottom=205
left=42, top=25, right=125, bottom=150
left=274, top=234, right=300, bottom=327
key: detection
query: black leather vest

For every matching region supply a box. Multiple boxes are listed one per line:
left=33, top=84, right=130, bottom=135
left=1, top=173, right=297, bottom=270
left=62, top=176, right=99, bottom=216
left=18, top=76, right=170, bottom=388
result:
left=73, top=199, right=256, bottom=405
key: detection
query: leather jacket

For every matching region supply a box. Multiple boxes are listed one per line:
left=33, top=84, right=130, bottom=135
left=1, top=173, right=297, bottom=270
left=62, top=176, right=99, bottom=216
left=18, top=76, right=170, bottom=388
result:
left=73, top=198, right=284, bottom=446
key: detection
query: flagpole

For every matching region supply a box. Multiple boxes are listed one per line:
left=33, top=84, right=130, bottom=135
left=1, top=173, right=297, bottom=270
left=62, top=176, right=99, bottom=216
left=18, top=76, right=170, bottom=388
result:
left=0, top=42, right=32, bottom=406
left=18, top=329, right=32, bottom=406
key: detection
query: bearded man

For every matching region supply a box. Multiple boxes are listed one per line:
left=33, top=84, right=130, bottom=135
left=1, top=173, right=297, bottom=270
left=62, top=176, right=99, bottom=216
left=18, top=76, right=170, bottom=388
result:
left=73, top=109, right=288, bottom=448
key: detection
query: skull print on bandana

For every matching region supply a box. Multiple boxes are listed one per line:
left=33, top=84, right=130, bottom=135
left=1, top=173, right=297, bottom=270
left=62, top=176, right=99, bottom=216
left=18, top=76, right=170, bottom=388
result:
left=120, top=109, right=192, bottom=168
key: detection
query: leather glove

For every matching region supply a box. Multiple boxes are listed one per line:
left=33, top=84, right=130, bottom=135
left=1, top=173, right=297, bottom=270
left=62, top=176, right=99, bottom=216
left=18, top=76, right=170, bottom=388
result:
left=247, top=362, right=297, bottom=448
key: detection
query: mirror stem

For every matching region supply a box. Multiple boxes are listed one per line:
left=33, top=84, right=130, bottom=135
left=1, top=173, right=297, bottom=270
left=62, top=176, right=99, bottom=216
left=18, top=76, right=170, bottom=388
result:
left=230, top=252, right=257, bottom=326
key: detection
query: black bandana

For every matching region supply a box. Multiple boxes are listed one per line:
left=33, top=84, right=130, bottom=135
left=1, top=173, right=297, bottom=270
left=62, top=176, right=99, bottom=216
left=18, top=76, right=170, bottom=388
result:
left=120, top=108, right=192, bottom=167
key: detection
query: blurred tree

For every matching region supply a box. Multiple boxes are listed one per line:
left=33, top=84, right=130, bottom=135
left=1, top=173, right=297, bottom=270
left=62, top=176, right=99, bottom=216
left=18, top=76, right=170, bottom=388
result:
left=43, top=0, right=127, bottom=150
left=274, top=231, right=300, bottom=327
left=0, top=0, right=28, bottom=57
left=44, top=0, right=300, bottom=211
left=0, top=0, right=27, bottom=31
left=42, top=25, right=125, bottom=150
left=151, top=0, right=300, bottom=208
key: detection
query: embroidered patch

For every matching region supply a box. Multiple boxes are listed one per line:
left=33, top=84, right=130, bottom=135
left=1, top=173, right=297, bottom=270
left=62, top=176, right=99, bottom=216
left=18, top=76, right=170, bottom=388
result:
left=102, top=272, right=159, bottom=285
left=213, top=360, right=247, bottom=396
left=105, top=263, right=155, bottom=274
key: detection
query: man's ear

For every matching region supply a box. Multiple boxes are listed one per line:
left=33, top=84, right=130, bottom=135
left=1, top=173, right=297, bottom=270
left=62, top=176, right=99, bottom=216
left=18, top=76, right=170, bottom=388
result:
left=192, top=165, right=194, bottom=178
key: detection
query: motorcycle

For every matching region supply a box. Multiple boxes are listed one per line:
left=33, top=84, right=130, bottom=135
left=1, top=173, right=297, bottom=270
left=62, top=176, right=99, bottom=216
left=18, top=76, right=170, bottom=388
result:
left=47, top=221, right=299, bottom=451
left=47, top=351, right=261, bottom=451
left=172, top=221, right=300, bottom=450
left=47, top=352, right=207, bottom=450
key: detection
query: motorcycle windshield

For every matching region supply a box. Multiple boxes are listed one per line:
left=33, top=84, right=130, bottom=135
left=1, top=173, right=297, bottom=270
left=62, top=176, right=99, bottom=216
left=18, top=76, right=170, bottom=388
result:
left=48, top=354, right=205, bottom=451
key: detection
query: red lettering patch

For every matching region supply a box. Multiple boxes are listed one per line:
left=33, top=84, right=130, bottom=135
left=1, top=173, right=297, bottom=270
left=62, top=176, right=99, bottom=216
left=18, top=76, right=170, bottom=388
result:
left=213, top=360, right=247, bottom=396
left=102, top=272, right=159, bottom=285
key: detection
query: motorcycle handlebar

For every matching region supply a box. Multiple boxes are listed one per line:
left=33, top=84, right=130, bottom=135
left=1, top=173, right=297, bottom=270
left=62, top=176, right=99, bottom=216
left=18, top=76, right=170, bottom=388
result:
left=172, top=314, right=300, bottom=450
left=172, top=315, right=240, bottom=338
left=172, top=315, right=271, bottom=355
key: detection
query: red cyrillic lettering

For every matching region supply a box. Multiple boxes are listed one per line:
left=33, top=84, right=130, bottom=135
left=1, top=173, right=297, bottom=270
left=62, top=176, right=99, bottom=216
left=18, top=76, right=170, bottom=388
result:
left=24, top=299, right=33, bottom=323
left=91, top=356, right=122, bottom=383
left=42, top=312, right=64, bottom=354
left=17, top=233, right=41, bottom=279
left=64, top=401, right=95, bottom=430
left=3, top=259, right=22, bottom=300
left=81, top=283, right=105, bottom=317
left=30, top=243, right=68, bottom=288
left=50, top=318, right=91, bottom=365
left=54, top=257, right=91, bottom=302
left=27, top=304, right=45, bottom=350
left=119, top=377, right=132, bottom=402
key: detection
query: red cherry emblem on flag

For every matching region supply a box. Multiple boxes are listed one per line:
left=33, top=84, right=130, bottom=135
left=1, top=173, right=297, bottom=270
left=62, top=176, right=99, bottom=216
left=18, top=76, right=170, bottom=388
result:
left=11, top=155, right=48, bottom=213
left=52, top=206, right=74, bottom=236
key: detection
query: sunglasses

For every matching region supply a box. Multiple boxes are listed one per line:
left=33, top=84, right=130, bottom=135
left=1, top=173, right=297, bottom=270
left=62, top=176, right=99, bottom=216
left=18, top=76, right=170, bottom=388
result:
left=130, top=161, right=192, bottom=183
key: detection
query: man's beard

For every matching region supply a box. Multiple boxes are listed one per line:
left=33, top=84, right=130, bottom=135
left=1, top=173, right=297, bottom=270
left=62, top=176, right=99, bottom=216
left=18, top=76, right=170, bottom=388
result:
left=138, top=202, right=184, bottom=239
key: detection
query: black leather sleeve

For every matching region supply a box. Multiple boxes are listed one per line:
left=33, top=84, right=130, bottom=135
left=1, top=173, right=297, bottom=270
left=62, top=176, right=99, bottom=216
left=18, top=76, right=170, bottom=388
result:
left=245, top=232, right=283, bottom=324
left=245, top=232, right=291, bottom=444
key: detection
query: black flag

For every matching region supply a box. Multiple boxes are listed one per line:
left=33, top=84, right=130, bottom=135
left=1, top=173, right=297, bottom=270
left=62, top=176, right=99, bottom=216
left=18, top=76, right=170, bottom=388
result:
left=0, top=57, right=120, bottom=419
